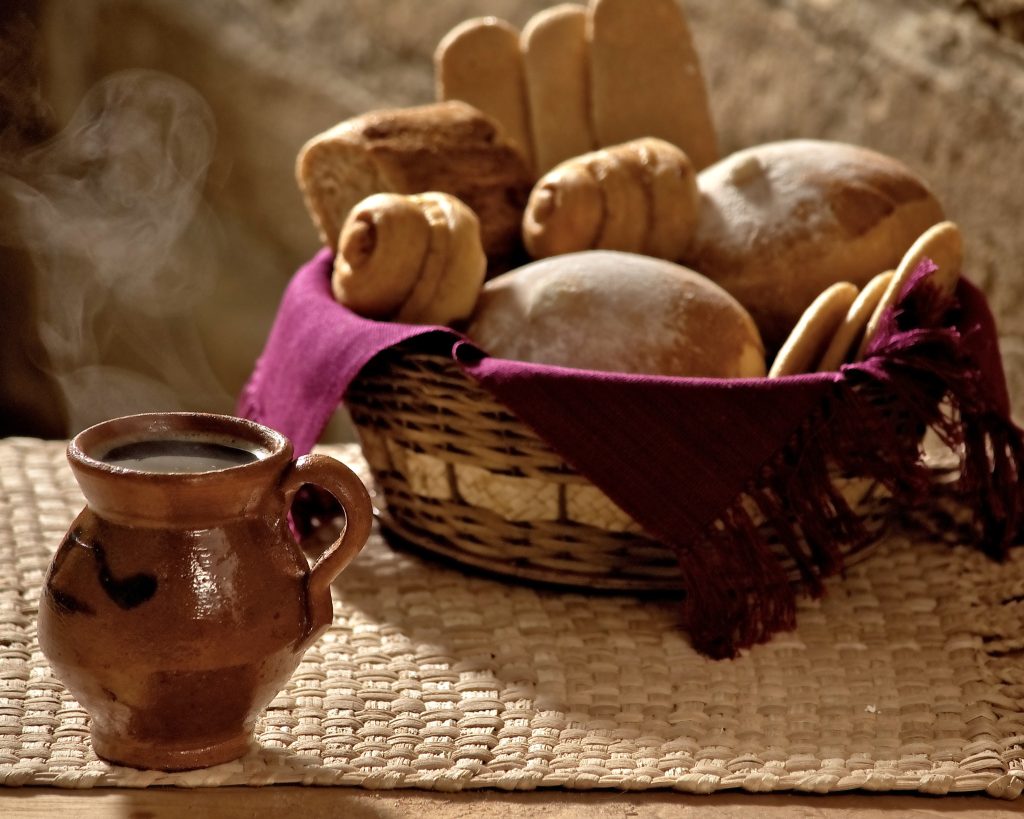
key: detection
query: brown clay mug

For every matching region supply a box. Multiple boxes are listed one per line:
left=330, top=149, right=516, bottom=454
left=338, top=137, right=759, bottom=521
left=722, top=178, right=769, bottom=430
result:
left=37, top=412, right=372, bottom=771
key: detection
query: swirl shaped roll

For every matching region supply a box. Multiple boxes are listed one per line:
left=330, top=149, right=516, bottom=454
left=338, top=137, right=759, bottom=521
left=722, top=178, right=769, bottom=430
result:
left=522, top=137, right=700, bottom=262
left=332, top=192, right=486, bottom=326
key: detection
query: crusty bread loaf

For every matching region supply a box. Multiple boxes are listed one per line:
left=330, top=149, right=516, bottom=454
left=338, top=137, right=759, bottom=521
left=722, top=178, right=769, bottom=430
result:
left=682, top=140, right=945, bottom=350
left=296, top=101, right=533, bottom=261
left=332, top=192, right=486, bottom=326
left=435, top=18, right=534, bottom=173
left=466, top=250, right=765, bottom=378
left=588, top=0, right=718, bottom=170
left=522, top=137, right=699, bottom=262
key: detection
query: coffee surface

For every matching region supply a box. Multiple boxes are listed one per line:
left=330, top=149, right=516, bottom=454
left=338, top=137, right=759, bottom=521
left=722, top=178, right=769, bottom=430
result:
left=101, top=439, right=260, bottom=474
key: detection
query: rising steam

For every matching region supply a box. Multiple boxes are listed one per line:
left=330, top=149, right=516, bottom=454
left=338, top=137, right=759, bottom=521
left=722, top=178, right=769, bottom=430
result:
left=0, top=70, right=232, bottom=433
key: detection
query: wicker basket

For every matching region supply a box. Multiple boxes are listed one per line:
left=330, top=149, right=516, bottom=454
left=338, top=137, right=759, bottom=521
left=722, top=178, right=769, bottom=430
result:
left=344, top=343, right=899, bottom=591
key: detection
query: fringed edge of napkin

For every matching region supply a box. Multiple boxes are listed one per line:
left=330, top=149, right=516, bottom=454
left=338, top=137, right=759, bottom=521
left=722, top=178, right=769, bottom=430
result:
left=681, top=263, right=1024, bottom=658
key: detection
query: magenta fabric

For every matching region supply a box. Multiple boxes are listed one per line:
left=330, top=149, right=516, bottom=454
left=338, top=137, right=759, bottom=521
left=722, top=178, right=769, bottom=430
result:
left=238, top=248, right=1022, bottom=655
left=239, top=248, right=841, bottom=546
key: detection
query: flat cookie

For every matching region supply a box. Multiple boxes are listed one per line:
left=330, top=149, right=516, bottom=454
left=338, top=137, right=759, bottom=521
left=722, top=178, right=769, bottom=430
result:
left=521, top=5, right=595, bottom=176
left=769, top=282, right=859, bottom=378
left=856, top=221, right=963, bottom=360
left=817, top=270, right=894, bottom=372
left=435, top=18, right=534, bottom=173
left=588, top=0, right=717, bottom=170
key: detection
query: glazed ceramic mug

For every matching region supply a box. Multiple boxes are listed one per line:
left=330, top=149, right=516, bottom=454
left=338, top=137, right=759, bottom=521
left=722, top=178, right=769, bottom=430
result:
left=37, top=412, right=372, bottom=771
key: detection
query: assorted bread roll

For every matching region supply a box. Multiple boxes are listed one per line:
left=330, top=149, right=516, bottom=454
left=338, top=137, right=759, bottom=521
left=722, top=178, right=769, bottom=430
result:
left=296, top=100, right=532, bottom=261
left=467, top=251, right=766, bottom=379
left=332, top=192, right=486, bottom=326
left=295, top=1, right=965, bottom=382
left=683, top=140, right=945, bottom=351
left=522, top=138, right=699, bottom=262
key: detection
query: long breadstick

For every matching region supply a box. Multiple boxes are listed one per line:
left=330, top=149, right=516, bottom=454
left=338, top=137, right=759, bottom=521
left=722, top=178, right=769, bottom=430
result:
left=521, top=5, right=595, bottom=176
left=588, top=0, right=718, bottom=170
left=435, top=18, right=534, bottom=173
left=856, top=221, right=962, bottom=360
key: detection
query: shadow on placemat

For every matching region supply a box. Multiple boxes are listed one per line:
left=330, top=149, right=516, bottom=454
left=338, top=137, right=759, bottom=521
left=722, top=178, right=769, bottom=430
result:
left=0, top=438, right=1022, bottom=798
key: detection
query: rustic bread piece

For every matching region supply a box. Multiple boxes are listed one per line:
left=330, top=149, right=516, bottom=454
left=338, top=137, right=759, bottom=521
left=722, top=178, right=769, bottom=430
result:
left=332, top=192, right=486, bottom=326
left=296, top=101, right=533, bottom=261
left=588, top=0, right=718, bottom=170
left=467, top=250, right=765, bottom=378
left=435, top=18, right=534, bottom=173
left=521, top=4, right=595, bottom=176
left=522, top=137, right=699, bottom=261
left=683, top=140, right=945, bottom=351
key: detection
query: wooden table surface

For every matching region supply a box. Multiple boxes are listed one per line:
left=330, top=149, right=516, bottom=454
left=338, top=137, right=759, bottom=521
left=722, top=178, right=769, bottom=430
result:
left=2, top=787, right=1022, bottom=817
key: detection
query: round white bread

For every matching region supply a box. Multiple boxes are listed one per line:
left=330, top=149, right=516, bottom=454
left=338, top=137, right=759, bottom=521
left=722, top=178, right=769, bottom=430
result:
left=682, top=140, right=945, bottom=350
left=466, top=250, right=765, bottom=378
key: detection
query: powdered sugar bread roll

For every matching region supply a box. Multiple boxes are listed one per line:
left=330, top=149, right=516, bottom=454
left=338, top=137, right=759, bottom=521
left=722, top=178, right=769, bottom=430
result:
left=467, top=250, right=765, bottom=378
left=523, top=138, right=699, bottom=261
left=332, top=192, right=486, bottom=326
left=588, top=0, right=718, bottom=170
left=683, top=140, right=945, bottom=350
left=297, top=101, right=532, bottom=261
left=521, top=5, right=595, bottom=176
left=435, top=18, right=534, bottom=173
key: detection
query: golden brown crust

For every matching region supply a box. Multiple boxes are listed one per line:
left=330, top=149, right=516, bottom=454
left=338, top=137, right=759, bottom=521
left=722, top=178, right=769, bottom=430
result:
left=467, top=250, right=765, bottom=378
left=817, top=270, right=894, bottom=372
left=331, top=192, right=486, bottom=326
left=682, top=140, right=945, bottom=350
left=435, top=18, right=534, bottom=172
left=857, top=221, right=963, bottom=360
left=331, top=193, right=430, bottom=318
left=296, top=101, right=533, bottom=261
left=588, top=0, right=718, bottom=170
left=521, top=5, right=595, bottom=176
left=769, top=282, right=859, bottom=378
left=523, top=138, right=699, bottom=262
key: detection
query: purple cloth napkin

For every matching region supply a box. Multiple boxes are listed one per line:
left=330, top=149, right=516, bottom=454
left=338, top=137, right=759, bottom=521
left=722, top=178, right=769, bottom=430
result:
left=239, top=248, right=1023, bottom=657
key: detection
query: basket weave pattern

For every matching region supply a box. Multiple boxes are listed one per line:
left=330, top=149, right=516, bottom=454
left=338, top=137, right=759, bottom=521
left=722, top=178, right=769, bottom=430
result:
left=345, top=347, right=893, bottom=590
left=1, top=437, right=1023, bottom=796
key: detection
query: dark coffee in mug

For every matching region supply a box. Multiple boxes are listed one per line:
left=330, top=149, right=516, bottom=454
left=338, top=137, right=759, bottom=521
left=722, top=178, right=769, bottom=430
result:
left=101, top=438, right=261, bottom=474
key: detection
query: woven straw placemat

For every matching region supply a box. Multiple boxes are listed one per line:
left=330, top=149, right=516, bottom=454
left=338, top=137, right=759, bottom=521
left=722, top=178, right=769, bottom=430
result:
left=1, top=437, right=1023, bottom=797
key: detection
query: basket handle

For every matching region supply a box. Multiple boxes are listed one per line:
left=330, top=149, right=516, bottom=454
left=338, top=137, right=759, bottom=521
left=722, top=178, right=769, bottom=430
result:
left=279, top=454, right=372, bottom=650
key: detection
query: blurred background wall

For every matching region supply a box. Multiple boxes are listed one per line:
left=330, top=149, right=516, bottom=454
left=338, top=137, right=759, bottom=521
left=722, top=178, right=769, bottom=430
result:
left=3, top=0, right=1024, bottom=440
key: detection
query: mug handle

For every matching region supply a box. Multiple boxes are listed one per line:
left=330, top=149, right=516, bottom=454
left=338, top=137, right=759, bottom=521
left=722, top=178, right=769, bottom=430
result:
left=279, top=453, right=372, bottom=650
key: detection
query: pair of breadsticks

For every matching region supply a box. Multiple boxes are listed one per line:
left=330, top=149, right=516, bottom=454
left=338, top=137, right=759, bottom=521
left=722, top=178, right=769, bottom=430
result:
left=769, top=223, right=963, bottom=377
left=436, top=0, right=717, bottom=178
